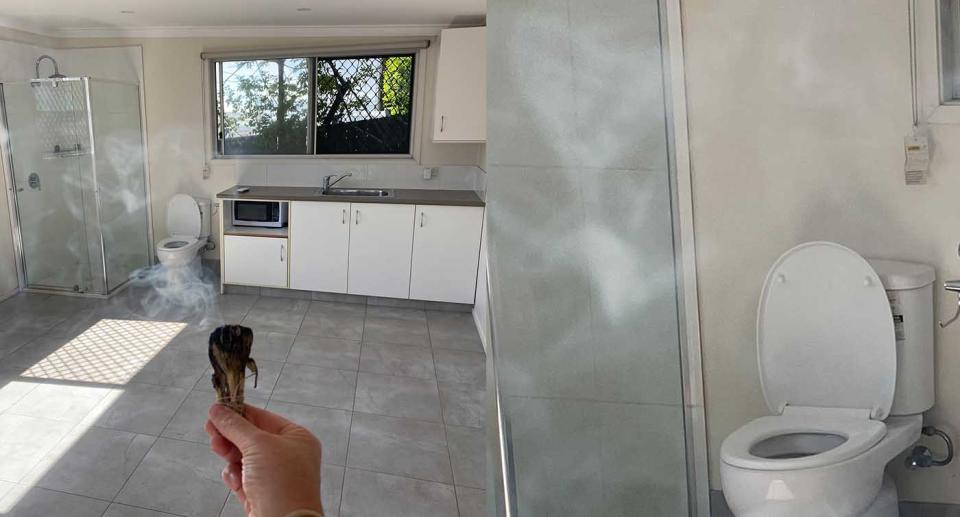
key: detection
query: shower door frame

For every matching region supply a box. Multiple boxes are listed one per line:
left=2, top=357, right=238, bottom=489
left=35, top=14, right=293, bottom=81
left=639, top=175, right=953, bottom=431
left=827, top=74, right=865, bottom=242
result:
left=0, top=76, right=155, bottom=297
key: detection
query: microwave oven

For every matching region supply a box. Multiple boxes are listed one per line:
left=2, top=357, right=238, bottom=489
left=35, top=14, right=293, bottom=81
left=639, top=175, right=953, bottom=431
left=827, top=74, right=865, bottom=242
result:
left=232, top=201, right=288, bottom=228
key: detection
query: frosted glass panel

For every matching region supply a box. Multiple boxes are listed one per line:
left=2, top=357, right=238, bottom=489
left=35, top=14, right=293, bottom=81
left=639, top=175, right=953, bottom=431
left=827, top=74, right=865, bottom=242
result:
left=486, top=0, right=691, bottom=514
left=89, top=79, right=150, bottom=291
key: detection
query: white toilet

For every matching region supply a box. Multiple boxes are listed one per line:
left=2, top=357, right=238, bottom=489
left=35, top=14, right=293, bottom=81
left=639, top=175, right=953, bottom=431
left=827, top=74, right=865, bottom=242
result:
left=720, top=242, right=935, bottom=517
left=156, top=194, right=211, bottom=274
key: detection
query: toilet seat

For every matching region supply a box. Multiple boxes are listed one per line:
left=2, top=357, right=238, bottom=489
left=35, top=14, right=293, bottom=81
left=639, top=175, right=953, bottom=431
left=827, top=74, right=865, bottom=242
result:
left=157, top=235, right=201, bottom=251
left=721, top=408, right=886, bottom=471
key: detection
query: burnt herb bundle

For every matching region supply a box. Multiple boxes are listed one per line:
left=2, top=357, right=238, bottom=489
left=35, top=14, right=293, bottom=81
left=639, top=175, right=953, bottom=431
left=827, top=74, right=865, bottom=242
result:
left=208, top=325, right=258, bottom=415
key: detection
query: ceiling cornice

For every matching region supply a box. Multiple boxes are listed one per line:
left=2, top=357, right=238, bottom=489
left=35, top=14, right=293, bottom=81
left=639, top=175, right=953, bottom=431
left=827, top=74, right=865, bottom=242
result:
left=56, top=24, right=449, bottom=39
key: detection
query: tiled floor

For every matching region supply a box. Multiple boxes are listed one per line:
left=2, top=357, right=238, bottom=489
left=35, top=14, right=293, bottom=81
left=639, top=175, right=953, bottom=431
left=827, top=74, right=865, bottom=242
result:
left=0, top=285, right=486, bottom=517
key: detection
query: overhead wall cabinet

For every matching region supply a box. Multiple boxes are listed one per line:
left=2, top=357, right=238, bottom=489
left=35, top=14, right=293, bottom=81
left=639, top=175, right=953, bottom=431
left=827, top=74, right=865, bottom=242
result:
left=433, top=26, right=487, bottom=143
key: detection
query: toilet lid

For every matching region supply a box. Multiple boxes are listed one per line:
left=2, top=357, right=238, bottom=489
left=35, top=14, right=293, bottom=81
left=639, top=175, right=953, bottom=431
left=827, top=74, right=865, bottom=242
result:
left=166, top=194, right=201, bottom=238
left=757, top=242, right=896, bottom=420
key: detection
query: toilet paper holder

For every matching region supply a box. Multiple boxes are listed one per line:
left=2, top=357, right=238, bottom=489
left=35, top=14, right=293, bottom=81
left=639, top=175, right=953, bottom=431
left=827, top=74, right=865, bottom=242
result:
left=939, top=280, right=960, bottom=328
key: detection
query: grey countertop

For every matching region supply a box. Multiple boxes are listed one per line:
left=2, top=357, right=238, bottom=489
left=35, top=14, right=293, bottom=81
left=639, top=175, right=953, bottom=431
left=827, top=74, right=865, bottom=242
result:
left=216, top=185, right=485, bottom=207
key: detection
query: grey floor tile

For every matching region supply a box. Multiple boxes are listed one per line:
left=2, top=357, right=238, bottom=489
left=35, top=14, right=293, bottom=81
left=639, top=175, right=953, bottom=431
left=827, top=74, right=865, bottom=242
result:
left=433, top=349, right=485, bottom=387
left=354, top=372, right=441, bottom=422
left=28, top=427, right=155, bottom=500
left=427, top=311, right=483, bottom=352
left=7, top=382, right=113, bottom=422
left=1, top=334, right=74, bottom=369
left=87, top=383, right=189, bottom=435
left=211, top=293, right=258, bottom=322
left=251, top=331, right=296, bottom=362
left=250, top=296, right=310, bottom=314
left=299, top=302, right=366, bottom=340
left=0, top=413, right=76, bottom=482
left=45, top=310, right=103, bottom=338
left=104, top=503, right=182, bottom=517
left=266, top=401, right=352, bottom=466
left=0, top=486, right=109, bottom=517
left=0, top=331, right=40, bottom=359
left=367, top=297, right=425, bottom=310
left=116, top=437, right=229, bottom=517
left=359, top=342, right=436, bottom=380
left=0, top=479, right=13, bottom=500
left=219, top=494, right=244, bottom=517
left=287, top=335, right=362, bottom=370
left=241, top=308, right=306, bottom=334
left=363, top=309, right=430, bottom=347
left=193, top=358, right=282, bottom=400
left=163, top=390, right=267, bottom=444
left=446, top=425, right=485, bottom=489
left=456, top=486, right=486, bottom=517
left=347, top=412, right=452, bottom=483
left=0, top=310, right=69, bottom=335
left=0, top=371, right=39, bottom=413
left=220, top=464, right=343, bottom=517
left=272, top=364, right=357, bottom=410
left=439, top=381, right=486, bottom=428
left=131, top=348, right=209, bottom=389
left=340, top=468, right=458, bottom=517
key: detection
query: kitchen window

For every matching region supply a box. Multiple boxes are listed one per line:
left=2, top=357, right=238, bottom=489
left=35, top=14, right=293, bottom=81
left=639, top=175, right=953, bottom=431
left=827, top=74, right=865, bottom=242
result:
left=211, top=51, right=418, bottom=156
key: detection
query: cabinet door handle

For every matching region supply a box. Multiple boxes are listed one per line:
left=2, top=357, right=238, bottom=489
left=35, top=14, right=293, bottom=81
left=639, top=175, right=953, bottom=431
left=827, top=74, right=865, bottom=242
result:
left=440, top=115, right=445, bottom=133
left=355, top=209, right=360, bottom=225
left=342, top=208, right=346, bottom=224
left=280, top=243, right=285, bottom=262
left=419, top=211, right=425, bottom=228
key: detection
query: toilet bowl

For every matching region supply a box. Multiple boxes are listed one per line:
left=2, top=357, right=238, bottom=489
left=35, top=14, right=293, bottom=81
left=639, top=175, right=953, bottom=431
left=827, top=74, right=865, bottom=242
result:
left=720, top=242, right=934, bottom=517
left=156, top=194, right=210, bottom=274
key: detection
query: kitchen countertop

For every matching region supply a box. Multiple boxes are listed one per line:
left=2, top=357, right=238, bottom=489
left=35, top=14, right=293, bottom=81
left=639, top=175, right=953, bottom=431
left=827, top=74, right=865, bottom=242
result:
left=216, top=185, right=485, bottom=207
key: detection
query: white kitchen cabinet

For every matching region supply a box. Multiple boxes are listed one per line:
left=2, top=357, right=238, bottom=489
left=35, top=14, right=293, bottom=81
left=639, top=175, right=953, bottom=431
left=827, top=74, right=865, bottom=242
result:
left=433, top=26, right=486, bottom=142
left=223, top=235, right=288, bottom=288
left=347, top=203, right=416, bottom=298
left=410, top=205, right=484, bottom=304
left=289, top=201, right=350, bottom=293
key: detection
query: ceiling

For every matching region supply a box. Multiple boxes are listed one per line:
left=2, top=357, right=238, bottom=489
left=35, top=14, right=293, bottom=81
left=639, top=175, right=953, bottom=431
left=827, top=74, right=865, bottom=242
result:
left=0, top=0, right=486, bottom=37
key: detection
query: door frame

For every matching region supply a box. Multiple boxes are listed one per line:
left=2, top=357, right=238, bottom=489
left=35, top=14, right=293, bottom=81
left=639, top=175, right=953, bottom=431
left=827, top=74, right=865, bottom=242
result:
left=661, top=0, right=711, bottom=514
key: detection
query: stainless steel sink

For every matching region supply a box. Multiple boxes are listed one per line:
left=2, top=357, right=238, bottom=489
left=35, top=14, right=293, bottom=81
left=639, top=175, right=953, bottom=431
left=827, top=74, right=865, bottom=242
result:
left=318, top=188, right=392, bottom=197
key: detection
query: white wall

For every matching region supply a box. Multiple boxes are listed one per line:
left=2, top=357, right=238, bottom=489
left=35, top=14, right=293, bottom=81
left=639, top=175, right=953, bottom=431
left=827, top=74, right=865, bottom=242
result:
left=683, top=0, right=960, bottom=504
left=56, top=35, right=485, bottom=259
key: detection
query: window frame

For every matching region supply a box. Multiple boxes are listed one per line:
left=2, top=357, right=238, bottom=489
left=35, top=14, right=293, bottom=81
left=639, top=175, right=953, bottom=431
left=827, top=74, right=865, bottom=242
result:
left=204, top=46, right=426, bottom=160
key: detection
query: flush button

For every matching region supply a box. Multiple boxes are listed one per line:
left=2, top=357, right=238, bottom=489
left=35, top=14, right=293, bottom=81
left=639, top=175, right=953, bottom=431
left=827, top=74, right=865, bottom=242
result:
left=775, top=274, right=786, bottom=284
left=864, top=277, right=873, bottom=287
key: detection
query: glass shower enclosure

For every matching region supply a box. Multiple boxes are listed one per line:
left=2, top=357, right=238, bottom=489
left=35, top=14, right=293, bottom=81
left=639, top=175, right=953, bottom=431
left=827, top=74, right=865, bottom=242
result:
left=0, top=77, right=151, bottom=295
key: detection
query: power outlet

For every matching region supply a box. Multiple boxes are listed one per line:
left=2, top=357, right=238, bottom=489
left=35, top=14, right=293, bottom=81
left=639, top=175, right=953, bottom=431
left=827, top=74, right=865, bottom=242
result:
left=423, top=167, right=435, bottom=180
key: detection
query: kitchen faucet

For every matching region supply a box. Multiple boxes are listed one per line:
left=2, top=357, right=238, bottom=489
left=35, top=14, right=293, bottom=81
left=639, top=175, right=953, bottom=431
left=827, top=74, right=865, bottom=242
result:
left=321, top=173, right=352, bottom=194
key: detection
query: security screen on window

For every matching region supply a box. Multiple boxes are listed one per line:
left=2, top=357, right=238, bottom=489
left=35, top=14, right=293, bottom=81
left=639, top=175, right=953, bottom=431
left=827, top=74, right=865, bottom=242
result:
left=215, top=53, right=416, bottom=156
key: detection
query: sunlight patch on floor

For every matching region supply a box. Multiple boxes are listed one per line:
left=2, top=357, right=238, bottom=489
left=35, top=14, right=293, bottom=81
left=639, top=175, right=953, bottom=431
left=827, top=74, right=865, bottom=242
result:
left=18, top=319, right=187, bottom=385
left=0, top=318, right=186, bottom=513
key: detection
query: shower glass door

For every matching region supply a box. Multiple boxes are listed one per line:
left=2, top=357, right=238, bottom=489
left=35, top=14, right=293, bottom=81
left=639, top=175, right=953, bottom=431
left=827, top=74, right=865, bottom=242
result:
left=2, top=79, right=96, bottom=292
left=88, top=79, right=150, bottom=292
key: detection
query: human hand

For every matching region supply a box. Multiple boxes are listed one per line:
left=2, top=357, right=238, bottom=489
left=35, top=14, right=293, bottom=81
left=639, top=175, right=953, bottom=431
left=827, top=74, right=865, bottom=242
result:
left=206, top=404, right=324, bottom=517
